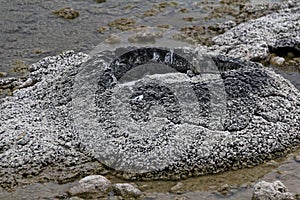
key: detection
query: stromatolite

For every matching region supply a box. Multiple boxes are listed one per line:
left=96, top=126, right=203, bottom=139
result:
left=0, top=47, right=299, bottom=184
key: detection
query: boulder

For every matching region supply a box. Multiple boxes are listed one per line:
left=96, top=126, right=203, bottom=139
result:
left=68, top=175, right=111, bottom=196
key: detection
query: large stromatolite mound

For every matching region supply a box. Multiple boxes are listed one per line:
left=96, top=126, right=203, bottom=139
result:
left=1, top=47, right=299, bottom=185
left=73, top=46, right=300, bottom=180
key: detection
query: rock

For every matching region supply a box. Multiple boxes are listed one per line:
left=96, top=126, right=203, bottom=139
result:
left=0, top=71, right=7, bottom=77
left=52, top=7, right=79, bottom=19
left=68, top=175, right=111, bottom=196
left=108, top=18, right=136, bottom=31
left=294, top=154, right=300, bottom=163
left=264, top=160, right=279, bottom=167
left=217, top=184, right=230, bottom=196
left=270, top=56, right=285, bottom=66
left=97, top=26, right=108, bottom=34
left=95, top=0, right=106, bottom=3
left=170, top=182, right=185, bottom=194
left=113, top=183, right=143, bottom=198
left=211, top=6, right=300, bottom=61
left=14, top=78, right=34, bottom=89
left=105, top=34, right=121, bottom=44
left=252, top=180, right=295, bottom=200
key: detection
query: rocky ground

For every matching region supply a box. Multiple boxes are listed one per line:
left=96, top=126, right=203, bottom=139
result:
left=0, top=1, right=300, bottom=200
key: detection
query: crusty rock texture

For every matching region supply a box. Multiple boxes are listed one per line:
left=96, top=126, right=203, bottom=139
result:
left=1, top=47, right=299, bottom=186
left=211, top=3, right=300, bottom=61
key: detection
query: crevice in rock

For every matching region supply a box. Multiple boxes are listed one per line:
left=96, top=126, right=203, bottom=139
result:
left=268, top=46, right=300, bottom=58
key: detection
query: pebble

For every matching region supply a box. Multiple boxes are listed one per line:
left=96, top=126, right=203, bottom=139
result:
left=52, top=7, right=79, bottom=19
left=105, top=34, right=121, bottom=44
left=0, top=71, right=7, bottom=77
left=270, top=56, right=285, bottom=66
left=294, top=154, right=300, bottom=163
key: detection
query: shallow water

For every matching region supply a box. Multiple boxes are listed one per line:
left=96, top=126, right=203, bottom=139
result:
left=0, top=0, right=285, bottom=76
left=0, top=0, right=300, bottom=199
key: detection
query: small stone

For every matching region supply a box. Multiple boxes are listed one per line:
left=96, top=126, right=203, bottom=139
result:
left=52, top=7, right=79, bottom=19
left=16, top=132, right=30, bottom=146
left=105, top=34, right=121, bottom=44
left=217, top=184, right=230, bottom=196
left=252, top=180, right=295, bottom=200
left=294, top=154, right=300, bottom=163
left=14, top=78, right=34, bottom=89
left=68, top=175, right=111, bottom=196
left=170, top=182, right=185, bottom=194
left=97, top=26, right=108, bottom=34
left=293, top=57, right=300, bottom=63
left=113, top=183, right=143, bottom=198
left=264, top=160, right=279, bottom=167
left=270, top=56, right=285, bottom=66
left=287, top=60, right=297, bottom=66
left=173, top=196, right=188, bottom=200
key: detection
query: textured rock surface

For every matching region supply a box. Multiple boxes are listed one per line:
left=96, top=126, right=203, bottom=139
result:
left=0, top=51, right=93, bottom=189
left=0, top=47, right=299, bottom=186
left=252, top=180, right=295, bottom=200
left=211, top=4, right=300, bottom=61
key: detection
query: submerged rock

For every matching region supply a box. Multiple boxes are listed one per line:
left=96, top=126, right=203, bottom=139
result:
left=252, top=180, right=295, bottom=200
left=52, top=7, right=79, bottom=19
left=270, top=56, right=285, bottom=66
left=113, top=183, right=143, bottom=198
